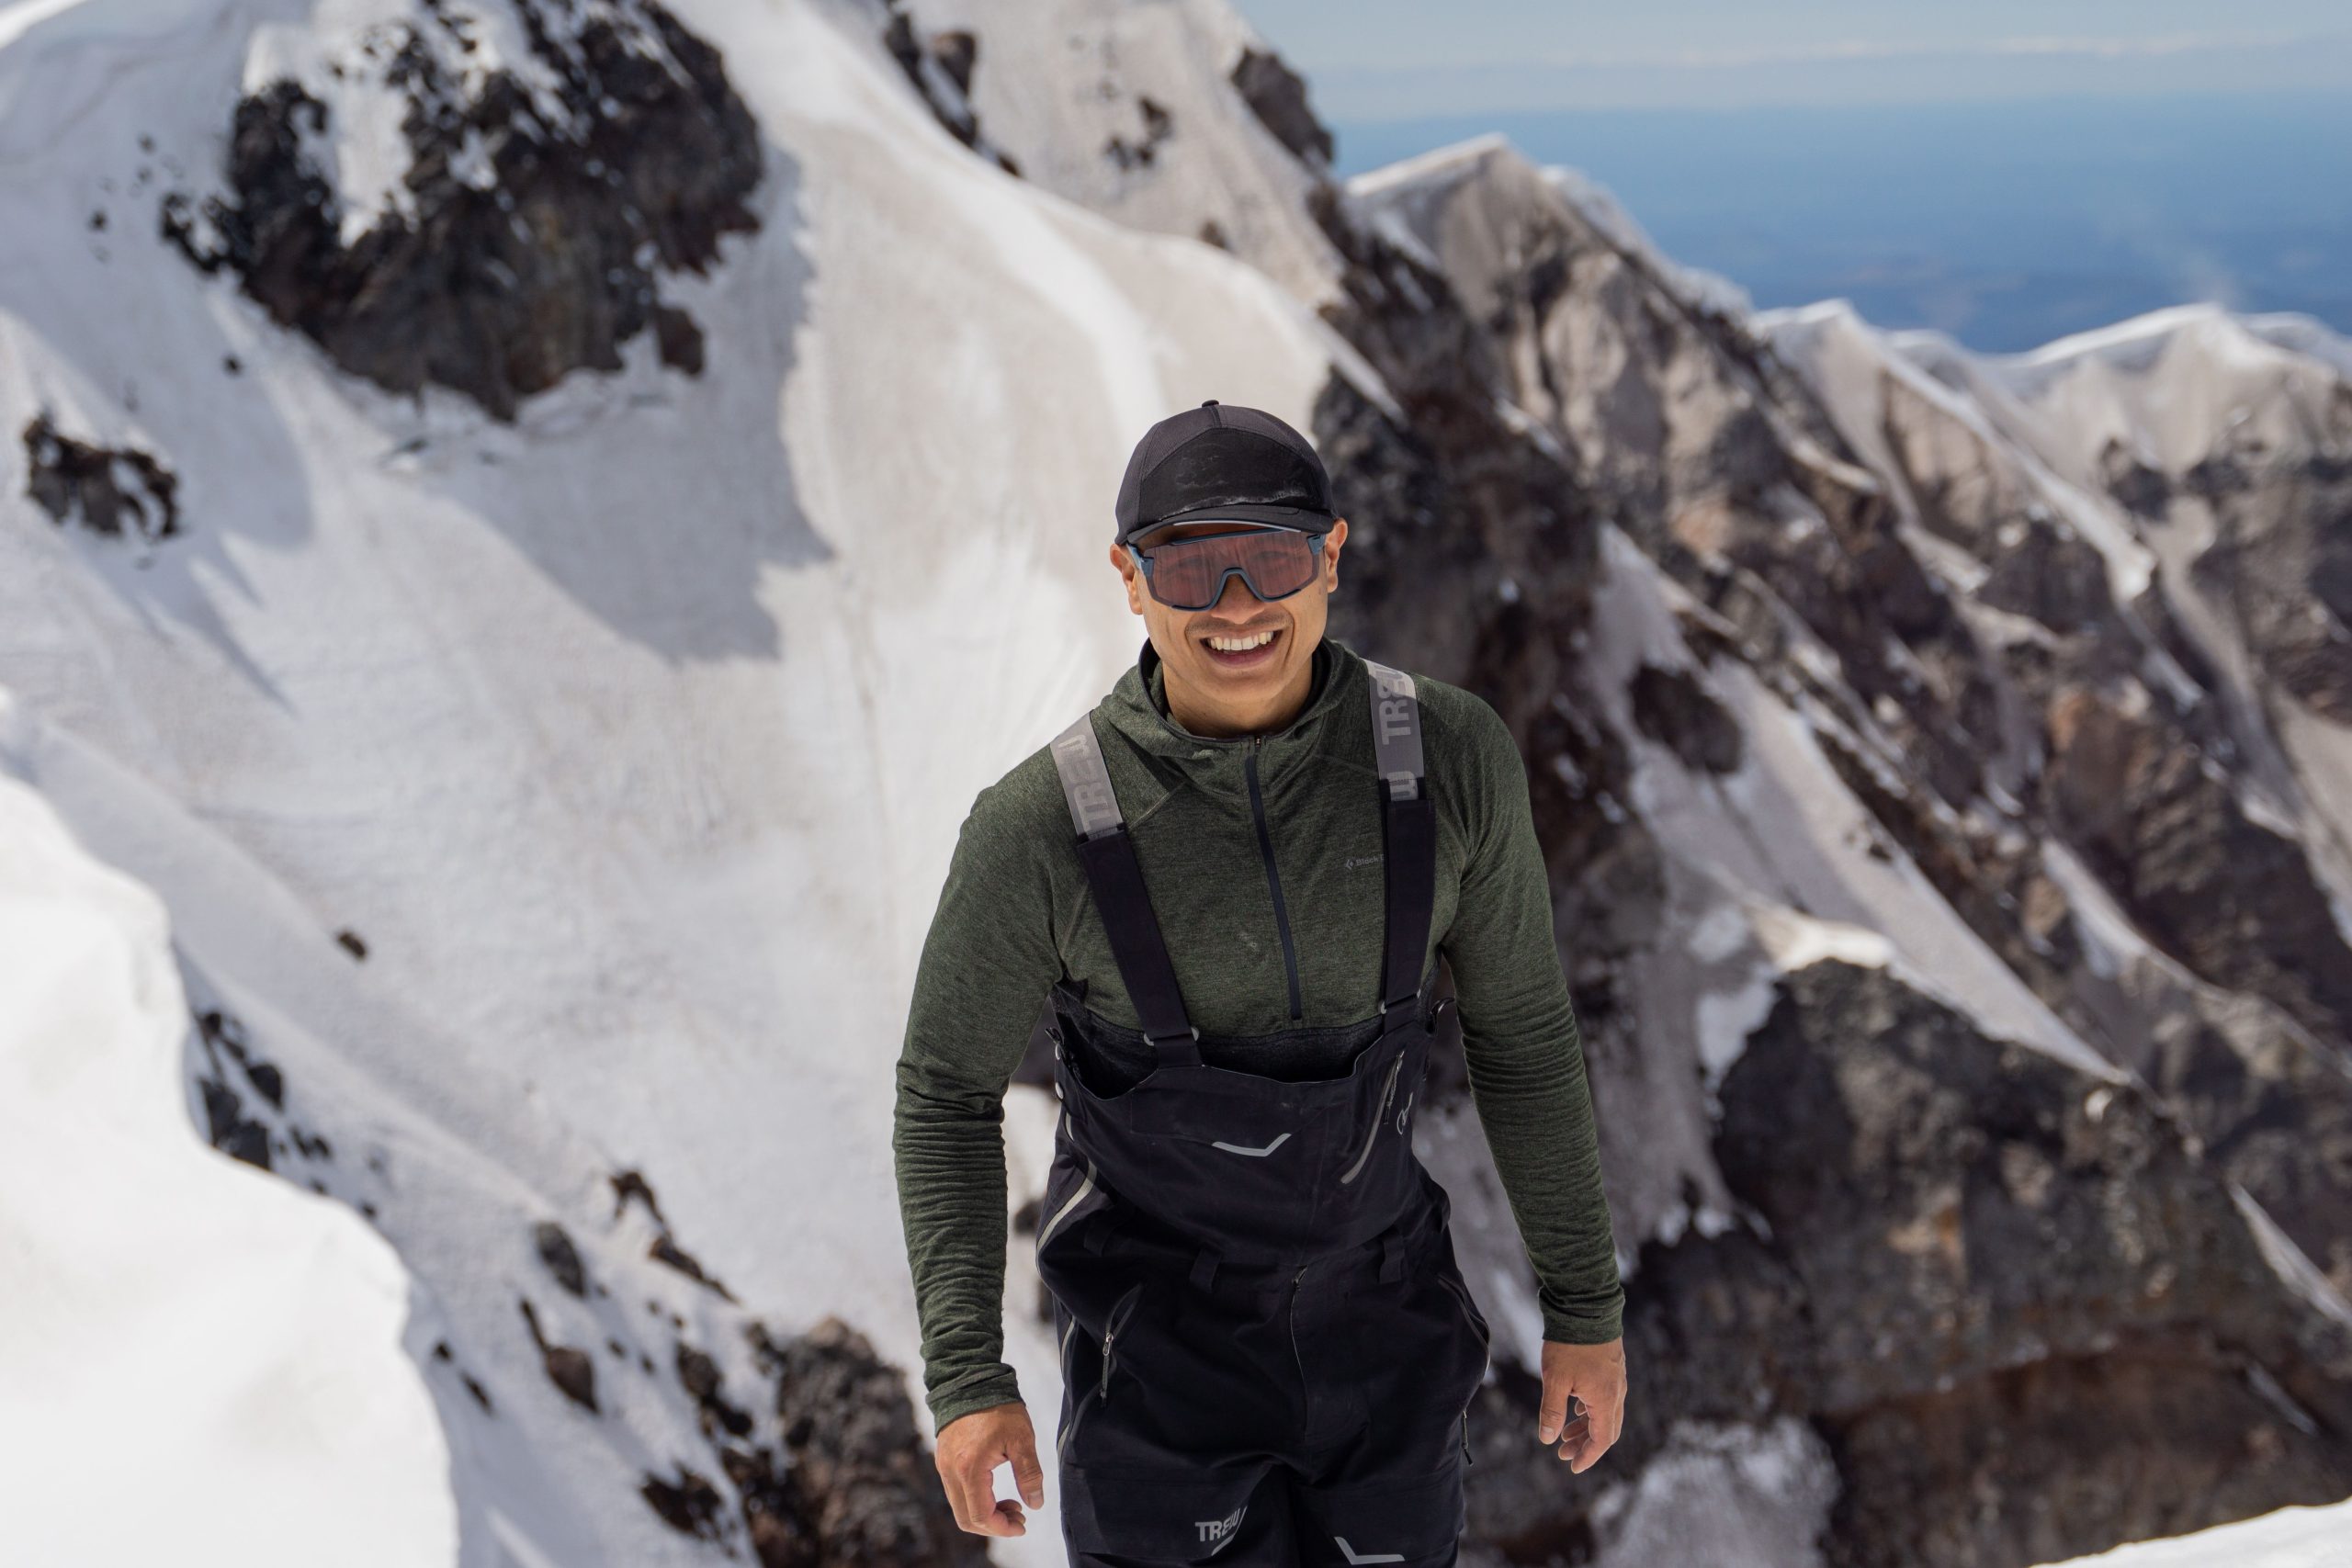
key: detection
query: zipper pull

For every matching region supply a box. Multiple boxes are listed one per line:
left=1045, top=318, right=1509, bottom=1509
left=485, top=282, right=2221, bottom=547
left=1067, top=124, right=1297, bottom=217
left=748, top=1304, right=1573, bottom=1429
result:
left=1460, top=1406, right=1475, bottom=1467
left=1100, top=1282, right=1143, bottom=1396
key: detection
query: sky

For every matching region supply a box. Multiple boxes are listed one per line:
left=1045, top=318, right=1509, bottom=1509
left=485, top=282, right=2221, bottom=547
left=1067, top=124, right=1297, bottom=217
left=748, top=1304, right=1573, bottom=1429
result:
left=1227, top=1, right=2352, bottom=116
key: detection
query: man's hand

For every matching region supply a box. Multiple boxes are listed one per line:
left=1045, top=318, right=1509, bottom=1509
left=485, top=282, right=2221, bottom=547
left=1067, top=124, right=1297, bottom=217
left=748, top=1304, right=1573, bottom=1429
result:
left=934, top=1400, right=1048, bottom=1536
left=1536, top=1337, right=1626, bottom=1473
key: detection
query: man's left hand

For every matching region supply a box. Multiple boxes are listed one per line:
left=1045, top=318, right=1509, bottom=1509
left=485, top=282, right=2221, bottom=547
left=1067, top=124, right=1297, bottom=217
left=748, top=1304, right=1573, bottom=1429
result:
left=1535, top=1337, right=1625, bottom=1472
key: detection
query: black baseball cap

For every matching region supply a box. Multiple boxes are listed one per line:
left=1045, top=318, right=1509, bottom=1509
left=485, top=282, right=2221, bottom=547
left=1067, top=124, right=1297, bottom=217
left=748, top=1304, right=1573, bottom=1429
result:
left=1114, top=399, right=1338, bottom=544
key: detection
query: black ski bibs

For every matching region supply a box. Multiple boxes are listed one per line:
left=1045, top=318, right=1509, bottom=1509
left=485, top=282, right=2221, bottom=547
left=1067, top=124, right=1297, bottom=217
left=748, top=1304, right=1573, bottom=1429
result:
left=1034, top=657, right=1495, bottom=1568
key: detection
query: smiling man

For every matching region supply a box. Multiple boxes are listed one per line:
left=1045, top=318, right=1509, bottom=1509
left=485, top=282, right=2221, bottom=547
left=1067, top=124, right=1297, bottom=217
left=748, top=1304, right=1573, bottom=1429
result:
left=891, top=399, right=1627, bottom=1566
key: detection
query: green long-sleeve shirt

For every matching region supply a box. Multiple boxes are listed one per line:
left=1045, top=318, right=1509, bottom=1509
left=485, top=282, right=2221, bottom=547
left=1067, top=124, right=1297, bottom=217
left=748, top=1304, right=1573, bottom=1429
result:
left=892, top=632, right=1624, bottom=1434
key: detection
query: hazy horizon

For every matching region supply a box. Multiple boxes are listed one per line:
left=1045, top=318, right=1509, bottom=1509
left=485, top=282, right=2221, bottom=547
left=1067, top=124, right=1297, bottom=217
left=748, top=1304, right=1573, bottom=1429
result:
left=1229, top=1, right=2352, bottom=116
left=1326, top=90, right=2352, bottom=353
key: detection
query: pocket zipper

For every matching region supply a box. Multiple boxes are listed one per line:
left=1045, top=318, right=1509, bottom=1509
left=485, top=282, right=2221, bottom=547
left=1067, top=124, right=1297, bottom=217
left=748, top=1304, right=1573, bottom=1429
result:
left=1460, top=1404, right=1476, bottom=1468
left=1338, top=1053, right=1407, bottom=1185
left=1099, top=1280, right=1145, bottom=1397
left=1436, top=1269, right=1491, bottom=1349
left=1059, top=1281, right=1146, bottom=1461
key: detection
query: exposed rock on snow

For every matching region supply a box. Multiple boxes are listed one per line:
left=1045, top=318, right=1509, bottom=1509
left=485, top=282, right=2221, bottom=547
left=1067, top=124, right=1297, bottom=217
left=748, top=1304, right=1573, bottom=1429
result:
left=1635, top=957, right=2352, bottom=1567
left=1228, top=44, right=1331, bottom=171
left=1627, top=659, right=1744, bottom=775
left=520, top=1293, right=601, bottom=1411
left=617, top=1166, right=742, bottom=1302
left=535, top=1217, right=590, bottom=1296
left=898, top=0, right=1354, bottom=306
left=877, top=0, right=1018, bottom=177
left=21, top=409, right=179, bottom=542
left=158, top=0, right=764, bottom=422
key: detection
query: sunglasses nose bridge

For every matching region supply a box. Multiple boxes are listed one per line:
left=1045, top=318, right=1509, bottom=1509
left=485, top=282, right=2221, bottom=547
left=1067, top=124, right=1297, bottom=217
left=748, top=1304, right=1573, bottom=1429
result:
left=1173, top=562, right=1274, bottom=612
left=1216, top=563, right=1267, bottom=606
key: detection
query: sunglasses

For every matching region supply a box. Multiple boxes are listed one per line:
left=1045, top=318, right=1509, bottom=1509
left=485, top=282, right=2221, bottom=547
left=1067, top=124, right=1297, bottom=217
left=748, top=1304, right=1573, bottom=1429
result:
left=1125, top=522, right=1330, bottom=612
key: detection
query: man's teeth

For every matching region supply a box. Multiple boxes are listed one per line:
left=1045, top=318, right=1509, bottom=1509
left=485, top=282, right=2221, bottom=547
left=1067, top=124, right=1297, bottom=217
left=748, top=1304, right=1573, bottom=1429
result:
left=1207, top=631, right=1276, bottom=652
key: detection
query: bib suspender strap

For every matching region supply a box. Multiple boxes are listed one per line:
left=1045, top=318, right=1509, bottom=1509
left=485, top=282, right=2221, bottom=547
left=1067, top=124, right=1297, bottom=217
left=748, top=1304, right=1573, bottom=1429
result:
left=1050, top=713, right=1202, bottom=1066
left=1046, top=654, right=1434, bottom=1065
left=1363, top=658, right=1434, bottom=1015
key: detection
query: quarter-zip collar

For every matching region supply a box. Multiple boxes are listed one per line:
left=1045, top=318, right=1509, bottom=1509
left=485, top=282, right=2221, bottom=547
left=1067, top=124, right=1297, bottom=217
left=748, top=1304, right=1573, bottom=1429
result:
left=1096, top=632, right=1366, bottom=812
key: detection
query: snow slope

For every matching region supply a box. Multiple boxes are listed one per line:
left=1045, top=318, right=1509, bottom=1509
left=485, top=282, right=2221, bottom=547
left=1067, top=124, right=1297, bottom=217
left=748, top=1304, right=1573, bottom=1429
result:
left=0, top=701, right=455, bottom=1567
left=0, top=0, right=1370, bottom=1561
left=2, top=680, right=894, bottom=1565
left=2030, top=1492, right=2352, bottom=1567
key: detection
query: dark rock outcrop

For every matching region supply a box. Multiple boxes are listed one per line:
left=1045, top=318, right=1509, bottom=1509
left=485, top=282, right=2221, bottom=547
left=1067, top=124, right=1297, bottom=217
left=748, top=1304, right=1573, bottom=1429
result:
left=534, top=1221, right=588, bottom=1298
left=1229, top=45, right=1332, bottom=170
left=160, top=0, right=763, bottom=422
left=2044, top=683, right=2352, bottom=1046
left=641, top=1464, right=728, bottom=1540
left=1628, top=660, right=1742, bottom=773
left=749, top=1314, right=990, bottom=1567
left=22, top=412, right=179, bottom=542
left=610, top=1167, right=740, bottom=1301
left=879, top=0, right=1019, bottom=177
left=1610, top=960, right=2352, bottom=1568
left=519, top=1296, right=599, bottom=1413
left=189, top=999, right=336, bottom=1175
left=2181, top=417, right=2352, bottom=723
left=1102, top=94, right=1174, bottom=172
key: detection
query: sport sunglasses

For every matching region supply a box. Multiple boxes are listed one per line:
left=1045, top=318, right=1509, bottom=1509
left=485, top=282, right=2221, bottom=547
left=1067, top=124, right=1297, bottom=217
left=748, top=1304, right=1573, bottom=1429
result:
left=1125, top=521, right=1330, bottom=612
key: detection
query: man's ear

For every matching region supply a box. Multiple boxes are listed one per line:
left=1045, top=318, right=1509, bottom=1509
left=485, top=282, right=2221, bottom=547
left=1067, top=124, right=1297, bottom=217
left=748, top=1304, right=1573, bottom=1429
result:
left=1111, top=542, right=1145, bottom=615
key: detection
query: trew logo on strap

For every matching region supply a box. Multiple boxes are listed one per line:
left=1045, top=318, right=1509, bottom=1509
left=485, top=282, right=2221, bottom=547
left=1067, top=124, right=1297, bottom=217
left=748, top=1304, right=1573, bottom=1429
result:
left=1193, top=1501, right=1249, bottom=1551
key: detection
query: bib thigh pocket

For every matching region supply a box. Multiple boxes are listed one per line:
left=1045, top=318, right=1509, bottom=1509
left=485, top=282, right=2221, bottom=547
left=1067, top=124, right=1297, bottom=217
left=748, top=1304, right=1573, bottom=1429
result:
left=1058, top=1463, right=1272, bottom=1561
left=1060, top=1279, right=1145, bottom=1461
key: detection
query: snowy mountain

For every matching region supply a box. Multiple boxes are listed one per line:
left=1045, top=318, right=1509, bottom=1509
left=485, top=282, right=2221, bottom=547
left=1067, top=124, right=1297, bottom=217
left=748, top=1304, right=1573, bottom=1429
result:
left=4, top=1, right=2350, bottom=1566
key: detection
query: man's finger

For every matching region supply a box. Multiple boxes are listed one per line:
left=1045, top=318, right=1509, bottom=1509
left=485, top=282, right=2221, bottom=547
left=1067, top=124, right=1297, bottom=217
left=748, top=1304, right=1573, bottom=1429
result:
left=1011, top=1434, right=1047, bottom=1508
left=1533, top=1382, right=1589, bottom=1448
left=1537, top=1381, right=1577, bottom=1444
left=937, top=1454, right=979, bottom=1534
left=953, top=1450, right=1016, bottom=1537
left=970, top=1454, right=1028, bottom=1537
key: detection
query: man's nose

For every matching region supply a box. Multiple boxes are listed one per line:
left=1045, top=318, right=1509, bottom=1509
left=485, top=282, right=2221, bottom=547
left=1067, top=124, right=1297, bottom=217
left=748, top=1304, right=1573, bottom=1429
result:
left=1216, top=569, right=1263, bottom=608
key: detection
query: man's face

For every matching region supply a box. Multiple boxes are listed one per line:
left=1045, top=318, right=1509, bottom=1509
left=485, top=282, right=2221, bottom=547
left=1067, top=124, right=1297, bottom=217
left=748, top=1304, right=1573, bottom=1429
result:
left=1113, top=517, right=1349, bottom=704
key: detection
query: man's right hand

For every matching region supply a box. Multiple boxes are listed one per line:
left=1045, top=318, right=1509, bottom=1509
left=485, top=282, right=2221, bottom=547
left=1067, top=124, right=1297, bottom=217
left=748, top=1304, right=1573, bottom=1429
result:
left=934, top=1400, right=1048, bottom=1537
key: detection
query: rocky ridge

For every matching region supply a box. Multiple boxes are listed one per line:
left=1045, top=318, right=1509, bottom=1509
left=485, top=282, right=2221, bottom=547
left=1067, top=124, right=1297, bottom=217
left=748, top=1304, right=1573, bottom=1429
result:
left=926, top=14, right=2352, bottom=1564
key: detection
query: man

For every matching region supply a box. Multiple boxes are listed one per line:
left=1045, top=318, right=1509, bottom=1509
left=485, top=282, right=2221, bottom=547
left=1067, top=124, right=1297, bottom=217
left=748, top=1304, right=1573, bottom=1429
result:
left=893, top=399, right=1626, bottom=1565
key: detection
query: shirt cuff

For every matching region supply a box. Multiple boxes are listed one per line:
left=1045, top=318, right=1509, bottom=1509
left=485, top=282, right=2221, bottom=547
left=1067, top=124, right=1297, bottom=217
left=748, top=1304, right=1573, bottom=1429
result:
left=1540, top=1295, right=1625, bottom=1346
left=928, top=1367, right=1025, bottom=1436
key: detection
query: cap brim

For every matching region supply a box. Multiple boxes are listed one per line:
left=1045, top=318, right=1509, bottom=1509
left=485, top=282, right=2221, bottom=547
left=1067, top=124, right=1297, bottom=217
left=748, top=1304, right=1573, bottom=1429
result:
left=1124, top=502, right=1334, bottom=541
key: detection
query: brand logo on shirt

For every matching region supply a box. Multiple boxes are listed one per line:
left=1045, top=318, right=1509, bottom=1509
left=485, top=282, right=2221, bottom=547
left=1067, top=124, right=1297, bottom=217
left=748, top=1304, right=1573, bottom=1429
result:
left=1342, top=852, right=1385, bottom=871
left=1195, top=1501, right=1248, bottom=1550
